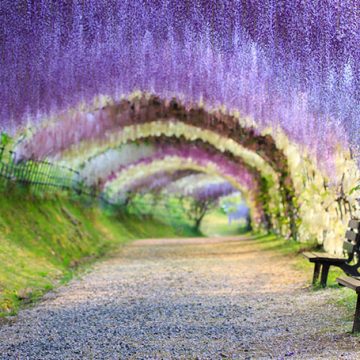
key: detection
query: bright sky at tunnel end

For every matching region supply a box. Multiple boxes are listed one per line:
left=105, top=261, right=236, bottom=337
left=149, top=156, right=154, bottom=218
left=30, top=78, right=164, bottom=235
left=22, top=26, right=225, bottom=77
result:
left=1, top=1, right=359, bottom=170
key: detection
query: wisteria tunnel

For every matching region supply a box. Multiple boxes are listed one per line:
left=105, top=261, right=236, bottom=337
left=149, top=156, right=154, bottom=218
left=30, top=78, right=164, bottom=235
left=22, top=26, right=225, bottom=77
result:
left=1, top=1, right=360, bottom=357
left=0, top=0, right=359, bottom=249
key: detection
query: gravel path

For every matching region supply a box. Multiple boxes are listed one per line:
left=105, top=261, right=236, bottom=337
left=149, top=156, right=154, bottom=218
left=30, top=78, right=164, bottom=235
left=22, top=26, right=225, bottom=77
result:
left=1, top=235, right=359, bottom=359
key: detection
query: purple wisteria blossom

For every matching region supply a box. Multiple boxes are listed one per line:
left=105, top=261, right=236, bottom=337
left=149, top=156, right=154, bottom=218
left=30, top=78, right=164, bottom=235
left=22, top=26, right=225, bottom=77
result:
left=121, top=170, right=199, bottom=195
left=104, top=145, right=259, bottom=193
left=183, top=182, right=237, bottom=203
left=1, top=1, right=359, bottom=169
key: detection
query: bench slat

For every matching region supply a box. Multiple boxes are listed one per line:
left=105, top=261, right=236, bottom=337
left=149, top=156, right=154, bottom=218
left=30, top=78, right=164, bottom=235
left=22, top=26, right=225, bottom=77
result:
left=337, top=276, right=360, bottom=292
left=349, top=219, right=360, bottom=231
left=345, top=230, right=359, bottom=242
left=302, top=251, right=317, bottom=259
left=310, top=252, right=345, bottom=259
left=303, top=251, right=347, bottom=262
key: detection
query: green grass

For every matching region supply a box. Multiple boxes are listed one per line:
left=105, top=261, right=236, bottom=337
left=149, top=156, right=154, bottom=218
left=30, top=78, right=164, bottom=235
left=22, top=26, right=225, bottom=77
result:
left=247, top=232, right=346, bottom=286
left=125, top=194, right=204, bottom=237
left=252, top=233, right=346, bottom=285
left=249, top=231, right=359, bottom=330
left=336, top=288, right=358, bottom=315
left=201, top=209, right=248, bottom=237
left=0, top=185, right=186, bottom=317
left=130, top=201, right=248, bottom=238
left=247, top=232, right=316, bottom=259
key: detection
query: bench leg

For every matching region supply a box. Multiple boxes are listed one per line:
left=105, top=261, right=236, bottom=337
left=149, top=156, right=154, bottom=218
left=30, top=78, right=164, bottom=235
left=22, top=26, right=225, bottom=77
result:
left=312, top=263, right=321, bottom=285
left=353, top=293, right=360, bottom=333
left=320, top=264, right=330, bottom=288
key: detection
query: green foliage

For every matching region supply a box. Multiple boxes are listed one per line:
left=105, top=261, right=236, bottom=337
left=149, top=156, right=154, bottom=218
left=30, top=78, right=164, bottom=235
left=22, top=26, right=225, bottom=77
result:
left=125, top=193, right=204, bottom=236
left=335, top=289, right=358, bottom=317
left=200, top=209, right=248, bottom=237
left=250, top=232, right=317, bottom=257
left=350, top=183, right=360, bottom=194
left=0, top=132, right=11, bottom=147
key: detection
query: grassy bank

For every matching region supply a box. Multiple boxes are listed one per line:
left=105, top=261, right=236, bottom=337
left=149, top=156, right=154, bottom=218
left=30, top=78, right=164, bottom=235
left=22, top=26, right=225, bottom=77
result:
left=0, top=187, right=190, bottom=317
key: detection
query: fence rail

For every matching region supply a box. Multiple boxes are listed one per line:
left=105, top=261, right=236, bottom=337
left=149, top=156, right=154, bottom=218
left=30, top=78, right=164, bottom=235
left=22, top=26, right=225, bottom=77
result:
left=0, top=147, right=84, bottom=195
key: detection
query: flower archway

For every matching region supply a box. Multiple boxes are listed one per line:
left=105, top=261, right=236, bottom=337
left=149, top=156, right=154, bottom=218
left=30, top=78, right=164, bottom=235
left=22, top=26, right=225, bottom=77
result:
left=1, top=1, right=359, bottom=253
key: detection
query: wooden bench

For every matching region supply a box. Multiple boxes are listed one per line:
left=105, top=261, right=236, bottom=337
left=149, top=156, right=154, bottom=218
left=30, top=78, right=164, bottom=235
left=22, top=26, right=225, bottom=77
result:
left=336, top=275, right=360, bottom=333
left=303, top=219, right=360, bottom=287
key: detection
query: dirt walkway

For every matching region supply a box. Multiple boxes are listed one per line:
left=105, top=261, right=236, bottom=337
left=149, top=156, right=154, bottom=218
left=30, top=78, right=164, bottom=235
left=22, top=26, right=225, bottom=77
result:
left=0, top=236, right=359, bottom=359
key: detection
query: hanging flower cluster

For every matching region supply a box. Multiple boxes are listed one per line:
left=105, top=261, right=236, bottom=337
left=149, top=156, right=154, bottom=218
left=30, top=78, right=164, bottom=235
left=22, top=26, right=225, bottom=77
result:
left=79, top=143, right=155, bottom=186
left=102, top=145, right=267, bottom=224
left=165, top=174, right=228, bottom=195
left=104, top=145, right=259, bottom=196
left=174, top=182, right=238, bottom=203
left=2, top=1, right=359, bottom=167
left=120, top=169, right=199, bottom=197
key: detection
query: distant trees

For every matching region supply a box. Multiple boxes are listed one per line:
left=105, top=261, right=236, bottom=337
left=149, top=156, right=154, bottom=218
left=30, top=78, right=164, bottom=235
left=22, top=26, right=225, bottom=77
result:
left=178, top=183, right=237, bottom=230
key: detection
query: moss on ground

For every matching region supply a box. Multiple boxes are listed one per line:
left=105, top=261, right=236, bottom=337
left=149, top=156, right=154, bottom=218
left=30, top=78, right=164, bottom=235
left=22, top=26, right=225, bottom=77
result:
left=0, top=186, right=188, bottom=317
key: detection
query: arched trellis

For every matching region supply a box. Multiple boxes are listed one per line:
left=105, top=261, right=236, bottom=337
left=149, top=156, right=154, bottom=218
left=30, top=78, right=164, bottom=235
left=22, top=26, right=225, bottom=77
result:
left=121, top=169, right=204, bottom=198
left=115, top=95, right=297, bottom=238
left=119, top=171, right=241, bottom=230
left=102, top=156, right=262, bottom=229
left=16, top=95, right=297, bottom=238
left=72, top=131, right=288, bottom=234
left=60, top=121, right=278, bottom=180
left=112, top=169, right=233, bottom=211
left=63, top=127, right=285, bottom=234
left=80, top=135, right=282, bottom=230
